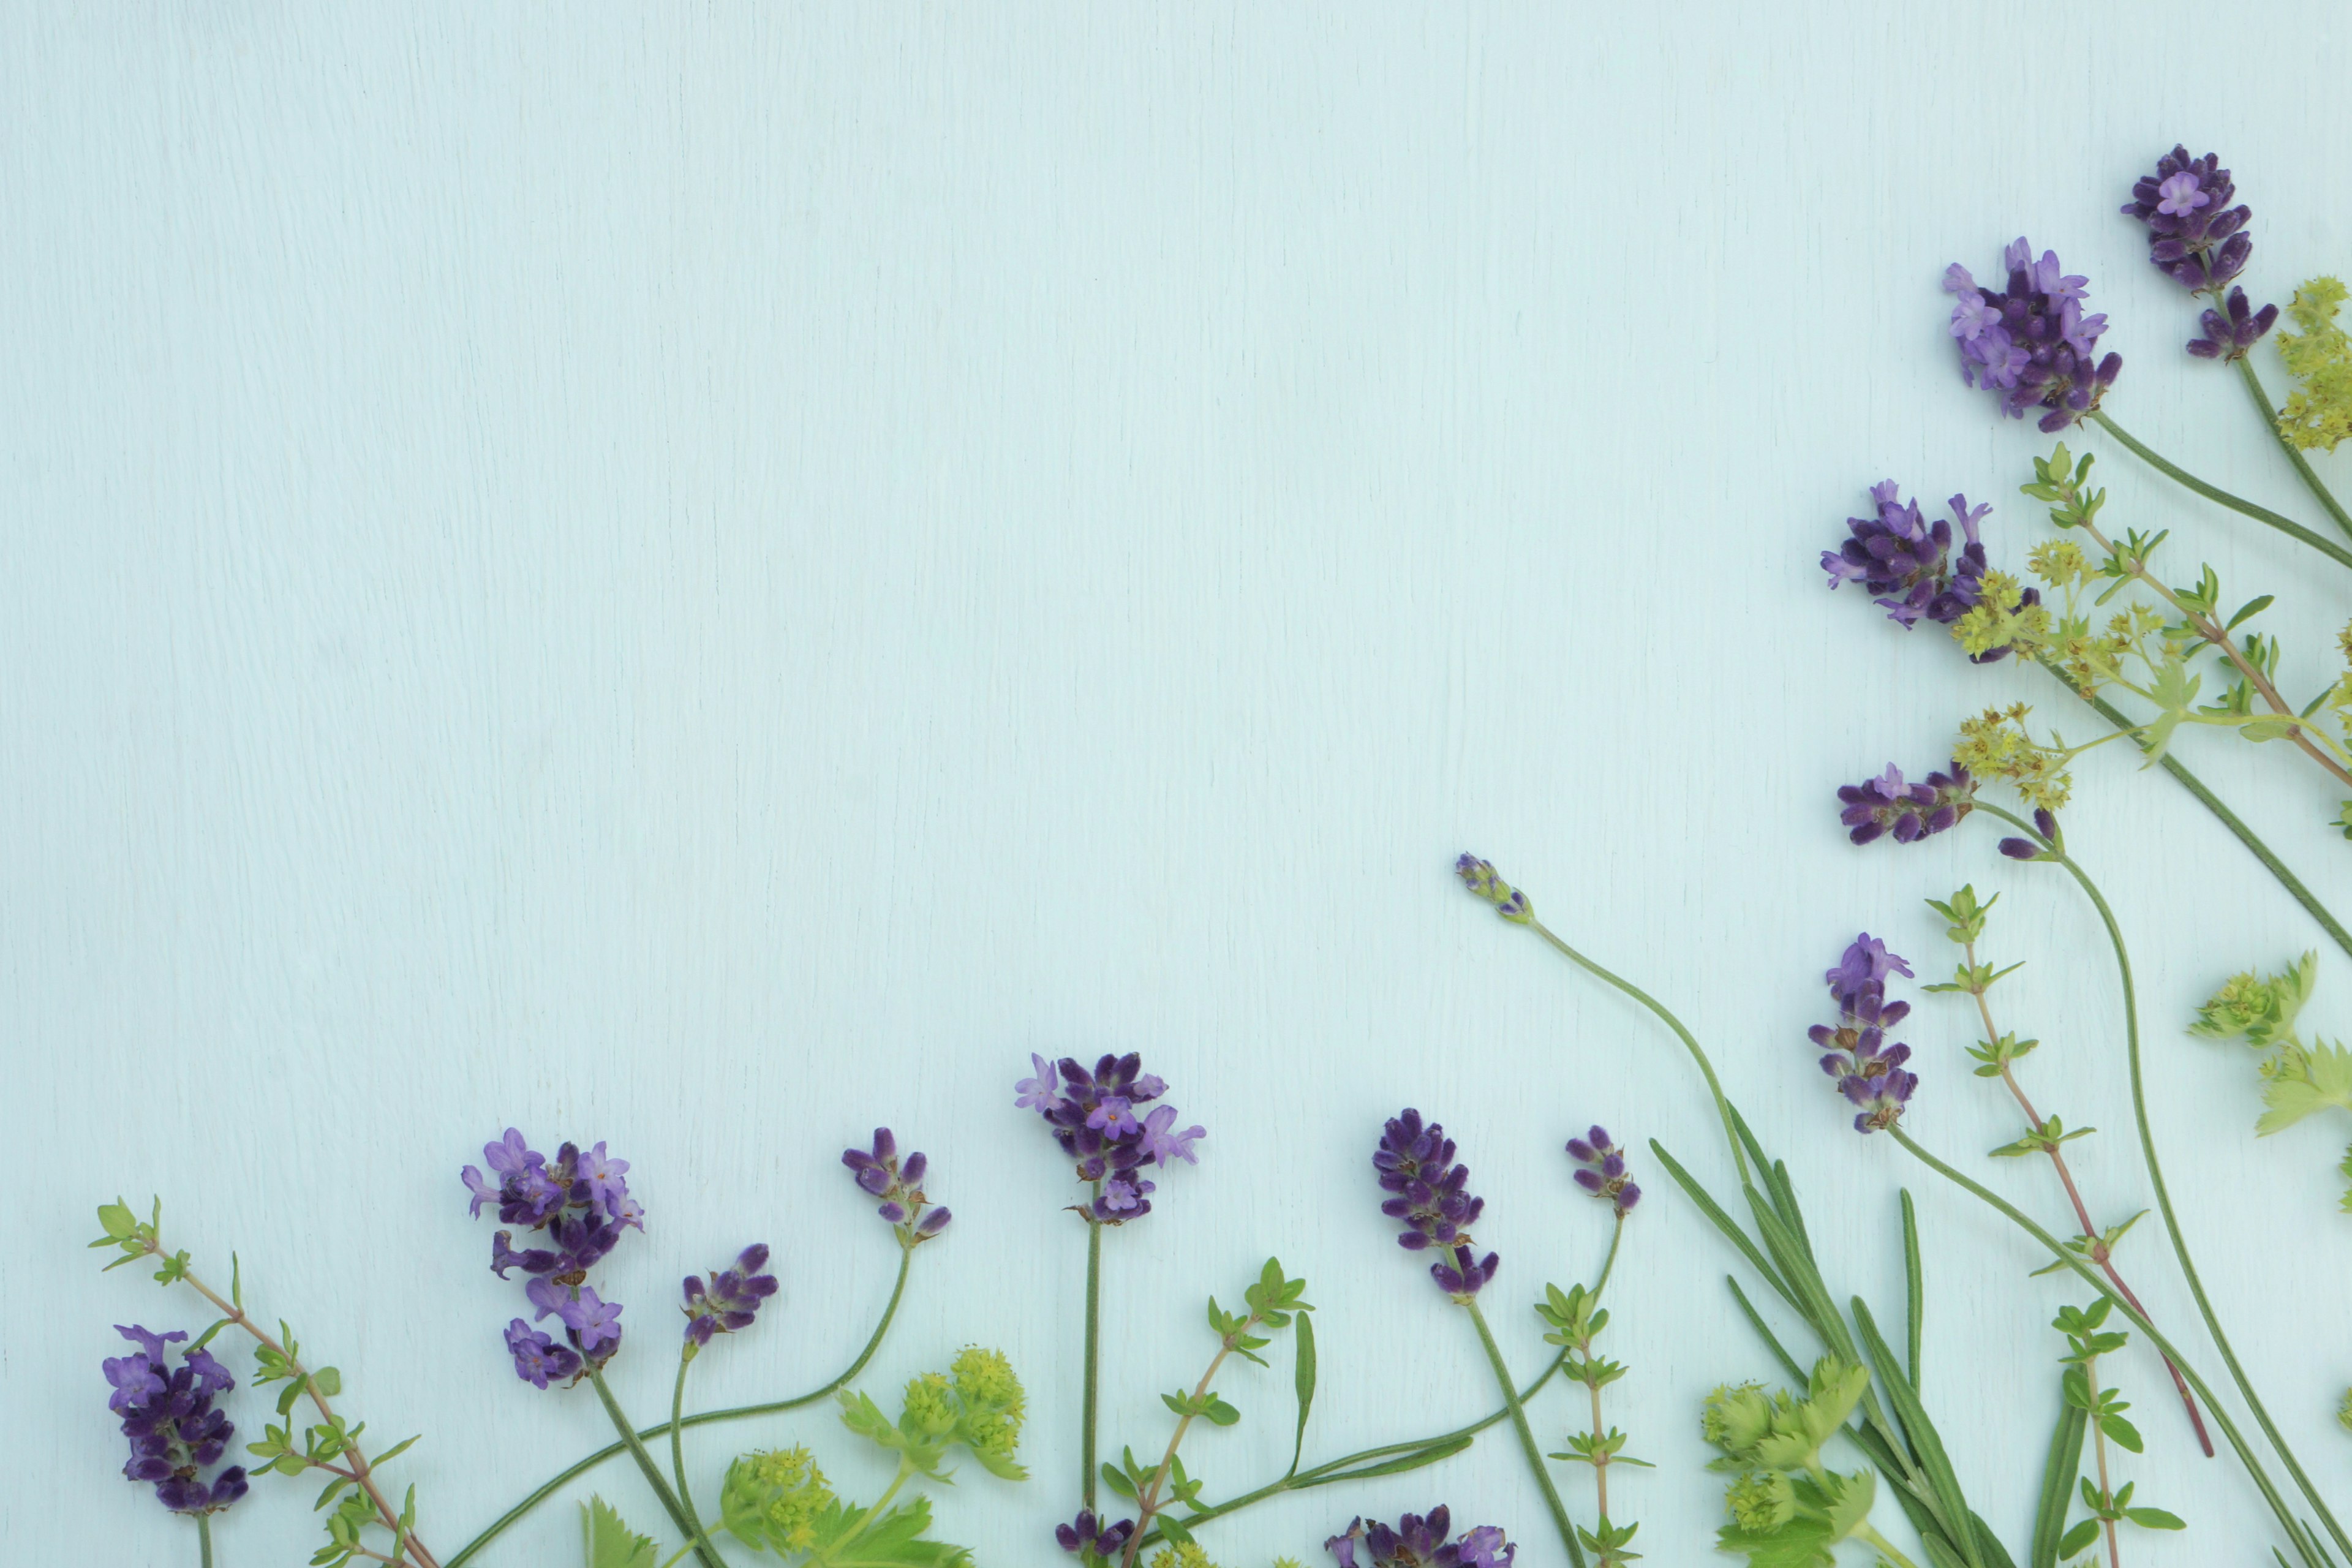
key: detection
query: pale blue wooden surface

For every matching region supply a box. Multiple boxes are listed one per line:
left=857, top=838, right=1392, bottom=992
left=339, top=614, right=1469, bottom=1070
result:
left=8, top=4, right=2351, bottom=1563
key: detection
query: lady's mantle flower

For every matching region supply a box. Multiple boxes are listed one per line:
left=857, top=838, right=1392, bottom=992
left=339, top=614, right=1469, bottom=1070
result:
left=103, top=1324, right=249, bottom=1515
left=842, top=1128, right=952, bottom=1244
left=1837, top=761, right=1977, bottom=846
left=1016, top=1053, right=1204, bottom=1223
left=1325, top=1507, right=1517, bottom=1567
left=462, top=1128, right=641, bottom=1382
left=2122, top=147, right=2255, bottom=291
left=1454, top=855, right=1532, bottom=922
left=1057, top=1509, right=1136, bottom=1561
left=682, top=1244, right=780, bottom=1349
left=1566, top=1126, right=1642, bottom=1216
left=720, top=1446, right=836, bottom=1556
left=1808, top=937, right=1919, bottom=1133
left=1374, top=1110, right=1498, bottom=1300
left=1945, top=241, right=2122, bottom=432
left=1822, top=484, right=2043, bottom=662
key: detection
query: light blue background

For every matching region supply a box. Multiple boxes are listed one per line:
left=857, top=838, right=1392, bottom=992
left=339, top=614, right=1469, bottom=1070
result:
left=7, top=4, right=2351, bottom=1563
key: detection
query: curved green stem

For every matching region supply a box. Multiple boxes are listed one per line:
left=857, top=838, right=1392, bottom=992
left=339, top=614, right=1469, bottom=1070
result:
left=445, top=1249, right=911, bottom=1568
left=1082, top=1211, right=1103, bottom=1510
left=1980, top=804, right=2351, bottom=1562
left=1591, top=1210, right=1627, bottom=1300
left=2035, top=657, right=2352, bottom=962
left=1892, top=1128, right=2339, bottom=1568
left=826, top=1459, right=912, bottom=1559
left=197, top=1513, right=214, bottom=1568
left=584, top=1364, right=727, bottom=1568
left=669, top=1352, right=720, bottom=1563
left=1526, top=919, right=1751, bottom=1186
left=2088, top=409, right=2352, bottom=571
left=1466, top=1298, right=1587, bottom=1568
left=2234, top=356, right=2352, bottom=543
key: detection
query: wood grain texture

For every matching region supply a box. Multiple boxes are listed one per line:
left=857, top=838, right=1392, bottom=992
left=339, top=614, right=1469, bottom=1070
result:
left=6, top=4, right=2350, bottom=1562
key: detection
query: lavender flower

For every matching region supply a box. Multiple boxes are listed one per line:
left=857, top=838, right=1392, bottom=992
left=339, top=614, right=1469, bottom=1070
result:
left=1326, top=1507, right=1517, bottom=1568
left=461, top=1128, right=641, bottom=1381
left=1454, top=855, right=1532, bottom=922
left=2188, top=286, right=2280, bottom=361
left=1015, top=1052, right=1204, bottom=1224
left=1945, top=240, right=2122, bottom=432
left=1808, top=935, right=1920, bottom=1134
left=682, top=1244, right=781, bottom=1349
left=842, top=1128, right=952, bottom=1243
left=103, top=1324, right=249, bottom=1515
left=2122, top=146, right=2256, bottom=291
left=1566, top=1125, right=1642, bottom=1216
left=1822, top=483, right=1990, bottom=624
left=1999, top=806, right=2063, bottom=861
left=1837, top=761, right=1977, bottom=845
left=1374, top=1109, right=1498, bottom=1300
left=1055, top=1509, right=1135, bottom=1560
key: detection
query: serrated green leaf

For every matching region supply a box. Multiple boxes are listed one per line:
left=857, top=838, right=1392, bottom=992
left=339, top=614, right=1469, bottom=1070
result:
left=2257, top=1041, right=2352, bottom=1134
left=582, top=1497, right=657, bottom=1568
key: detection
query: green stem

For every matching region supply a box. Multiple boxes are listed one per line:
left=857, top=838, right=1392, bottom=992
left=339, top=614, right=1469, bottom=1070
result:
left=1465, top=1297, right=1588, bottom=1568
left=2036, top=657, right=2352, bottom=962
left=669, top=1351, right=720, bottom=1563
left=1082, top=1210, right=1103, bottom=1510
left=2087, top=409, right=2352, bottom=571
left=445, top=1250, right=910, bottom=1568
left=197, top=1513, right=213, bottom=1568
left=1855, top=1520, right=1926, bottom=1568
left=1591, top=1210, right=1626, bottom=1300
left=1526, top=918, right=1751, bottom=1186
left=2234, top=353, right=2352, bottom=543
left=1892, top=1128, right=2339, bottom=1568
left=584, top=1364, right=727, bottom=1568
left=1978, top=804, right=2351, bottom=1564
left=827, top=1460, right=912, bottom=1559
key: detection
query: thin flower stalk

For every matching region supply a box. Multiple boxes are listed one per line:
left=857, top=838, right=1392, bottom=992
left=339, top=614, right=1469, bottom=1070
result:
left=2085, top=409, right=2352, bottom=571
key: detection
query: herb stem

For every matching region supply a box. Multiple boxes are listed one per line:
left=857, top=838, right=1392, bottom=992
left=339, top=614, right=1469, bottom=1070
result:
left=1525, top=918, right=1750, bottom=1186
left=2035, top=657, right=2352, bottom=962
left=1978, top=802, right=2349, bottom=1558
left=2087, top=409, right=2352, bottom=571
left=445, top=1247, right=911, bottom=1568
left=1891, top=1127, right=2338, bottom=1568
left=2085, top=1348, right=2122, bottom=1568
left=584, top=1363, right=727, bottom=1568
left=1082, top=1207, right=1103, bottom=1511
left=1120, top=1316, right=1260, bottom=1568
left=669, top=1352, right=722, bottom=1564
left=197, top=1513, right=213, bottom=1568
left=1465, top=1297, right=1587, bottom=1568
left=2231, top=336, right=2352, bottom=543
left=1853, top=1521, right=1926, bottom=1568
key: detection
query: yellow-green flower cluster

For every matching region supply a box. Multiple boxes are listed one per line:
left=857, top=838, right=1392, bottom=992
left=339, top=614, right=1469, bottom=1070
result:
left=949, top=1346, right=1025, bottom=1467
left=1949, top=570, right=2051, bottom=661
left=1725, top=1469, right=1795, bottom=1531
left=2277, top=277, right=2352, bottom=453
left=1953, top=704, right=2074, bottom=812
left=718, top=1445, right=834, bottom=1555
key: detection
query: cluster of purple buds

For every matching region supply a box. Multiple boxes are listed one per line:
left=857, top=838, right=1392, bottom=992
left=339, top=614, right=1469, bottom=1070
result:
left=1838, top=761, right=1977, bottom=845
left=1055, top=1509, right=1135, bottom=1561
left=1565, top=1126, right=1641, bottom=1216
left=2123, top=146, right=2255, bottom=292
left=1998, top=807, right=2063, bottom=862
left=461, top=1128, right=644, bottom=1386
left=1809, top=936, right=1920, bottom=1134
left=842, top=1128, right=952, bottom=1244
left=1945, top=240, right=2122, bottom=432
left=1374, top=1110, right=1498, bottom=1300
left=1326, top=1507, right=1516, bottom=1568
left=1016, top=1052, right=1204, bottom=1223
left=1454, top=854, right=1532, bottom=922
left=681, top=1244, right=780, bottom=1351
left=1822, top=482, right=2027, bottom=644
left=102, top=1325, right=249, bottom=1515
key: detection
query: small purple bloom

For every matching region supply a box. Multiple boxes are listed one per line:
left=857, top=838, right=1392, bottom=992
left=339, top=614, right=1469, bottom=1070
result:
left=2124, top=146, right=2256, bottom=291
left=842, top=1128, right=952, bottom=1243
left=1945, top=239, right=2122, bottom=431
left=682, top=1243, right=781, bottom=1348
left=1838, top=760, right=1978, bottom=845
left=1021, top=1052, right=1202, bottom=1223
left=1821, top=484, right=2028, bottom=657
left=2155, top=172, right=2209, bottom=218
left=1811, top=937, right=1921, bottom=1134
left=104, top=1324, right=248, bottom=1515
left=1566, top=1124, right=1642, bottom=1216
left=1086, top=1096, right=1139, bottom=1138
left=1138, top=1103, right=1205, bottom=1165
left=1326, top=1507, right=1515, bottom=1568
left=561, top=1287, right=624, bottom=1359
left=1015, top=1052, right=1061, bottom=1113
left=505, top=1318, right=582, bottom=1389
left=1057, top=1509, right=1135, bottom=1559
left=1455, top=854, right=1534, bottom=922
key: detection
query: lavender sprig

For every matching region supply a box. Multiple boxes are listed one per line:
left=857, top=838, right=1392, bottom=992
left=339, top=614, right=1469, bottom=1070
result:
left=104, top=1324, right=249, bottom=1517
left=1946, top=239, right=2122, bottom=432
left=1809, top=936, right=1921, bottom=1134
left=461, top=1129, right=643, bottom=1383
left=843, top=1128, right=953, bottom=1245
left=1325, top=1507, right=1516, bottom=1568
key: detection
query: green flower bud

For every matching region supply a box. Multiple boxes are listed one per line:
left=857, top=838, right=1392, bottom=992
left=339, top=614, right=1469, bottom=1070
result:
left=951, top=1346, right=1026, bottom=1462
left=719, top=1446, right=834, bottom=1555
left=1725, top=1469, right=1795, bottom=1531
left=1701, top=1381, right=1773, bottom=1458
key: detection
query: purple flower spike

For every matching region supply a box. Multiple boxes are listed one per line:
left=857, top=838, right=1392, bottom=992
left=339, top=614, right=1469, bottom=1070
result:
left=682, top=1243, right=781, bottom=1348
left=1823, top=482, right=2010, bottom=636
left=1326, top=1507, right=1516, bottom=1568
left=1946, top=241, right=2122, bottom=431
left=465, top=1130, right=643, bottom=1384
left=1566, top=1125, right=1642, bottom=1216
left=1374, top=1110, right=1496, bottom=1298
left=1021, top=1052, right=1203, bottom=1224
left=842, top=1128, right=952, bottom=1244
left=1057, top=1509, right=1135, bottom=1559
left=2188, top=286, right=2280, bottom=361
left=1999, top=837, right=2042, bottom=861
left=1811, top=937, right=1921, bottom=1134
left=103, top=1324, right=249, bottom=1515
left=1838, top=761, right=1978, bottom=845
left=2124, top=146, right=2256, bottom=292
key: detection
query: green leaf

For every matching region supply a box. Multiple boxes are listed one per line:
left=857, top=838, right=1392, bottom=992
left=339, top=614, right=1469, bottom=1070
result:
left=2120, top=1507, right=2185, bottom=1530
left=1155, top=1513, right=1196, bottom=1547
left=1724, top=1276, right=1808, bottom=1386
left=809, top=1496, right=971, bottom=1568
left=2257, top=1040, right=2352, bottom=1134
left=2030, top=1395, right=2088, bottom=1568
left=2228, top=595, right=2276, bottom=629
left=311, top=1368, right=342, bottom=1398
left=2098, top=1414, right=2143, bottom=1454
left=1099, top=1461, right=1136, bottom=1501
left=1649, top=1140, right=1800, bottom=1314
left=1852, top=1299, right=1983, bottom=1568
left=1289, top=1308, right=1317, bottom=1476
left=1822, top=1468, right=1877, bottom=1543
left=1202, top=1396, right=1240, bottom=1427
left=582, top=1497, right=657, bottom=1568
left=1310, top=1435, right=1472, bottom=1483
left=1901, top=1189, right=1924, bottom=1392
left=2056, top=1517, right=2101, bottom=1559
